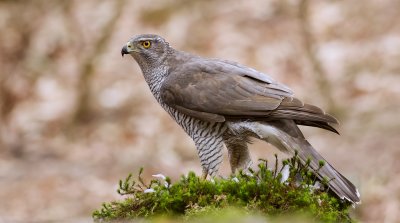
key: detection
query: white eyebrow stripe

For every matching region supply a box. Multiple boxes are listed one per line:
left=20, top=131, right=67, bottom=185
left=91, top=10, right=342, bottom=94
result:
left=137, top=37, right=157, bottom=42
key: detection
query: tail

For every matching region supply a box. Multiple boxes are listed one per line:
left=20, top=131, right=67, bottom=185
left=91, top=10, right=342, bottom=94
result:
left=288, top=136, right=361, bottom=204
left=241, top=120, right=361, bottom=204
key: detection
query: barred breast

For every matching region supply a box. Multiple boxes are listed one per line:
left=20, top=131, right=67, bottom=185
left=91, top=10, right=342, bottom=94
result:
left=145, top=70, right=228, bottom=176
left=164, top=105, right=227, bottom=176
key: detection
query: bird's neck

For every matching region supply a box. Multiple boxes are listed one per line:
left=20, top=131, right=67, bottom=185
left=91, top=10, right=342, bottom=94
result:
left=141, top=48, right=187, bottom=99
left=142, top=66, right=167, bottom=99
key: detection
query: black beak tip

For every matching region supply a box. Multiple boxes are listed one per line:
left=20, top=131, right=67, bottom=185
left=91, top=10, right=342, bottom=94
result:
left=121, top=46, right=128, bottom=57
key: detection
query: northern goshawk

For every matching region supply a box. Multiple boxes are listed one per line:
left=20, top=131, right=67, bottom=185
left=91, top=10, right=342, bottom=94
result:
left=121, top=34, right=360, bottom=204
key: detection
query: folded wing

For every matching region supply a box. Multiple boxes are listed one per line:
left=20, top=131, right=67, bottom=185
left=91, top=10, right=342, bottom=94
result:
left=161, top=60, right=338, bottom=133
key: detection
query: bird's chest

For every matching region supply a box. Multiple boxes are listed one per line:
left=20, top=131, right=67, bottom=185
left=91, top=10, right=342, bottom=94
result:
left=154, top=91, right=222, bottom=139
left=160, top=102, right=210, bottom=138
left=144, top=70, right=226, bottom=140
left=145, top=80, right=198, bottom=136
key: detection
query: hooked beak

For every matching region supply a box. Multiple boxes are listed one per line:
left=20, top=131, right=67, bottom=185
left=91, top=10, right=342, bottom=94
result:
left=121, top=45, right=129, bottom=57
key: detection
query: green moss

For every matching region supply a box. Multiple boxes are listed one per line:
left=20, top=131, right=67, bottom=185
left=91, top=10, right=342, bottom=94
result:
left=93, top=153, right=355, bottom=223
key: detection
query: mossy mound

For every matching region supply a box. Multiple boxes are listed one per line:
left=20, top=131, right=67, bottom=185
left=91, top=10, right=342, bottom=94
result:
left=93, top=154, right=355, bottom=223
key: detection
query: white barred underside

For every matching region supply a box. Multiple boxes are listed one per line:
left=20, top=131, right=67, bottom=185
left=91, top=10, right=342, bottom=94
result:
left=145, top=68, right=228, bottom=176
left=164, top=106, right=227, bottom=176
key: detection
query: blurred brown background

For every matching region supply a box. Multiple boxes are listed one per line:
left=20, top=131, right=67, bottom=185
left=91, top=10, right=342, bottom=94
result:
left=0, top=0, right=399, bottom=222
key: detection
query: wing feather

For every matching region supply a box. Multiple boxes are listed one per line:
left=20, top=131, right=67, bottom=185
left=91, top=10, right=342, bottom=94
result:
left=161, top=59, right=338, bottom=132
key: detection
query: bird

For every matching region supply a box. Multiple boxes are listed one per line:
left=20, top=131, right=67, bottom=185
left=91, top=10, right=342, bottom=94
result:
left=121, top=34, right=360, bottom=204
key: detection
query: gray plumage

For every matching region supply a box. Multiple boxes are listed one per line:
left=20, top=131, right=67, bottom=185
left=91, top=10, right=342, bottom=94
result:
left=121, top=34, right=360, bottom=204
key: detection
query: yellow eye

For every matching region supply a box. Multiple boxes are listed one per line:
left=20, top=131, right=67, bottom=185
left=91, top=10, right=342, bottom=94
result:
left=142, top=41, right=151, bottom=48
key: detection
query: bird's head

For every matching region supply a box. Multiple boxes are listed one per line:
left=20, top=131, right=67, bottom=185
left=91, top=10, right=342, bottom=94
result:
left=121, top=34, right=170, bottom=70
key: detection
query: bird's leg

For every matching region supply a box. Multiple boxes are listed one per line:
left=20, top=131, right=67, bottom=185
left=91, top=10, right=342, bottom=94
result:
left=201, top=169, right=208, bottom=180
left=224, top=136, right=252, bottom=174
